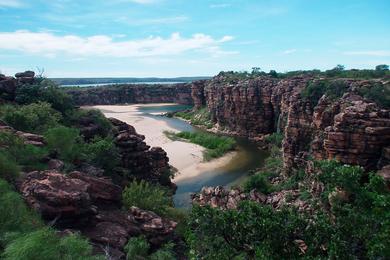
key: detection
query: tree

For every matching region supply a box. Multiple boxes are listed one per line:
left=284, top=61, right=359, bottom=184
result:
left=375, top=64, right=389, bottom=71
left=333, top=64, right=345, bottom=71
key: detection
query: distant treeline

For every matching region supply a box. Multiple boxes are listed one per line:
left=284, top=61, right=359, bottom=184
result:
left=219, top=64, right=390, bottom=80
left=51, top=76, right=211, bottom=85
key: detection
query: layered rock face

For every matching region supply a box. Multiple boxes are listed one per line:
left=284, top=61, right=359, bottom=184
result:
left=0, top=71, right=35, bottom=102
left=18, top=170, right=177, bottom=259
left=192, top=75, right=390, bottom=172
left=192, top=186, right=310, bottom=212
left=66, top=83, right=193, bottom=106
left=109, top=118, right=173, bottom=189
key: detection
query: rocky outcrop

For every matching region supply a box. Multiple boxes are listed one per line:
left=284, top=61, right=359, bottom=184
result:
left=192, top=186, right=310, bottom=211
left=66, top=83, right=193, bottom=106
left=18, top=170, right=177, bottom=259
left=109, top=118, right=173, bottom=189
left=192, top=75, right=390, bottom=172
left=0, top=71, right=35, bottom=102
left=0, top=120, right=46, bottom=147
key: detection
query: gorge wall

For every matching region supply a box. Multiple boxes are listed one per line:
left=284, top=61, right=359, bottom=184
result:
left=61, top=73, right=390, bottom=173
left=191, top=75, right=390, bottom=172
left=65, top=83, right=193, bottom=106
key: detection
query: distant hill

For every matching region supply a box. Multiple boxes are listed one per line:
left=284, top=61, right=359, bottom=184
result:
left=51, top=76, right=211, bottom=86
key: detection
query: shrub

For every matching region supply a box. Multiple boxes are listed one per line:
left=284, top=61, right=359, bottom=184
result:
left=0, top=179, right=42, bottom=242
left=166, top=131, right=236, bottom=161
left=175, top=107, right=213, bottom=129
left=243, top=174, right=273, bottom=194
left=64, top=109, right=112, bottom=139
left=264, top=133, right=283, bottom=147
left=124, top=236, right=150, bottom=260
left=149, top=243, right=175, bottom=260
left=45, top=126, right=85, bottom=163
left=357, top=83, right=390, bottom=109
left=1, top=102, right=61, bottom=134
left=122, top=180, right=172, bottom=216
left=0, top=132, right=48, bottom=172
left=85, top=137, right=120, bottom=173
left=301, top=80, right=349, bottom=107
left=15, top=78, right=73, bottom=114
left=0, top=152, right=20, bottom=182
left=2, top=228, right=98, bottom=260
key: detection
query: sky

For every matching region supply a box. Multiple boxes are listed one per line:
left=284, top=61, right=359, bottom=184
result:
left=0, top=0, right=389, bottom=77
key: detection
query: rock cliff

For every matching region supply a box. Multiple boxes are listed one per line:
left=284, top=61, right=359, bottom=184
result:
left=191, top=75, right=390, bottom=172
left=65, top=83, right=193, bottom=106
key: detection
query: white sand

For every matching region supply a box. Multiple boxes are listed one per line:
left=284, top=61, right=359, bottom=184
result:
left=88, top=104, right=236, bottom=183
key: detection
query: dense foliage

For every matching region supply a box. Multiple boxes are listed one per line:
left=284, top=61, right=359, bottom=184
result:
left=186, top=161, right=390, bottom=259
left=301, top=80, right=349, bottom=107
left=122, top=180, right=173, bottom=216
left=124, top=236, right=175, bottom=260
left=165, top=130, right=236, bottom=161
left=1, top=102, right=62, bottom=134
left=175, top=107, right=213, bottom=129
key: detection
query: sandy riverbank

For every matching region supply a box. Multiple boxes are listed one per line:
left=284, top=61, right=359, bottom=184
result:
left=88, top=104, right=236, bottom=183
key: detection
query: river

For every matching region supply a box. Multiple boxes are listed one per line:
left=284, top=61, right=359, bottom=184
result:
left=94, top=104, right=268, bottom=208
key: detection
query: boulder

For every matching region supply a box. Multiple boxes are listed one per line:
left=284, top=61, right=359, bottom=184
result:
left=15, top=70, right=35, bottom=78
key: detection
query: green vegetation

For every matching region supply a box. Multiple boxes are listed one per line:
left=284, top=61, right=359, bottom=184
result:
left=122, top=180, right=173, bottom=216
left=301, top=80, right=349, bottom=107
left=175, top=107, right=214, bottom=129
left=186, top=160, right=390, bottom=259
left=124, top=236, right=175, bottom=260
left=243, top=174, right=273, bottom=194
left=15, top=78, right=74, bottom=114
left=84, top=137, right=120, bottom=172
left=2, top=228, right=98, bottom=260
left=217, top=64, right=390, bottom=81
left=357, top=83, right=390, bottom=109
left=0, top=178, right=98, bottom=259
left=164, top=131, right=236, bottom=161
left=1, top=102, right=61, bottom=134
left=0, top=132, right=48, bottom=173
left=44, top=126, right=85, bottom=164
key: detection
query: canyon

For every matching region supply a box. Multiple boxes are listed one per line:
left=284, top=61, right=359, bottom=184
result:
left=66, top=73, right=390, bottom=174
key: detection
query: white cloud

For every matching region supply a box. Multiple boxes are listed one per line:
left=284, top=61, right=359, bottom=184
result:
left=210, top=3, right=231, bottom=8
left=0, top=0, right=24, bottom=8
left=0, top=30, right=234, bottom=58
left=343, top=50, right=390, bottom=57
left=116, top=15, right=188, bottom=25
left=128, top=0, right=157, bottom=4
left=281, top=49, right=297, bottom=55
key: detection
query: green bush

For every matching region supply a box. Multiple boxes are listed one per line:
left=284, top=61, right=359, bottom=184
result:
left=15, top=78, right=73, bottom=114
left=149, top=243, right=175, bottom=260
left=264, top=133, right=283, bottom=147
left=45, top=126, right=85, bottom=163
left=64, top=109, right=112, bottom=139
left=357, top=83, right=390, bottom=109
left=85, top=137, right=120, bottom=173
left=0, top=132, right=48, bottom=172
left=186, top=160, right=390, bottom=259
left=124, top=236, right=150, bottom=260
left=301, top=80, right=349, bottom=107
left=0, top=179, right=42, bottom=242
left=175, top=107, right=214, bottom=129
left=2, top=228, right=98, bottom=260
left=0, top=152, right=20, bottom=182
left=122, top=180, right=172, bottom=216
left=1, top=102, right=61, bottom=134
left=165, top=131, right=236, bottom=161
left=243, top=174, right=273, bottom=194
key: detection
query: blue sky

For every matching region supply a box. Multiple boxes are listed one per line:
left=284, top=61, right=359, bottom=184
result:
left=0, top=0, right=389, bottom=77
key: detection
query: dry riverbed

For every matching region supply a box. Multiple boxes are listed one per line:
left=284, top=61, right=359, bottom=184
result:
left=88, top=104, right=237, bottom=183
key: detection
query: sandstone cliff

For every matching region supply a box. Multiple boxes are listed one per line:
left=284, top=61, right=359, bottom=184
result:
left=191, top=75, right=390, bottom=172
left=65, top=83, right=193, bottom=105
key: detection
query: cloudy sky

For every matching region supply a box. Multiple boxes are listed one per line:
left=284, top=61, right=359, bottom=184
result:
left=0, top=0, right=389, bottom=77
